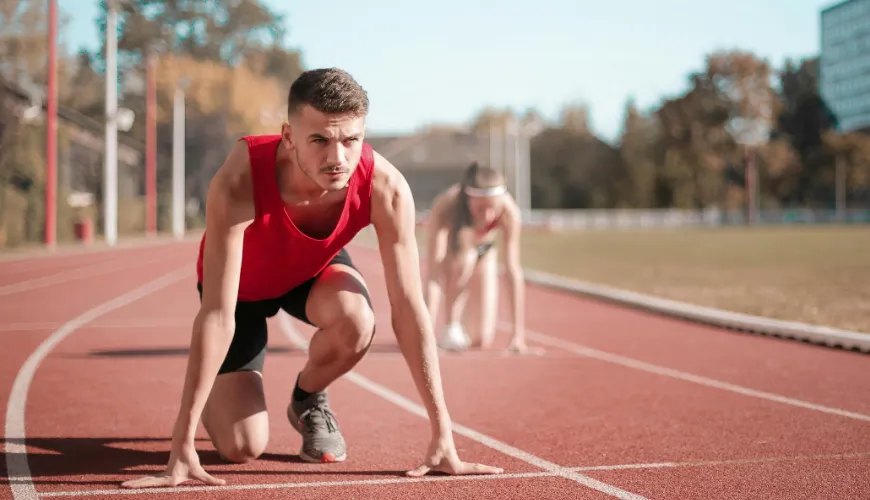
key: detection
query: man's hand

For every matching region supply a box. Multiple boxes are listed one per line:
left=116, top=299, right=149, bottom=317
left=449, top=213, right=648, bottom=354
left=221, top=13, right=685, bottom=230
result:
left=407, top=435, right=504, bottom=477
left=121, top=442, right=225, bottom=489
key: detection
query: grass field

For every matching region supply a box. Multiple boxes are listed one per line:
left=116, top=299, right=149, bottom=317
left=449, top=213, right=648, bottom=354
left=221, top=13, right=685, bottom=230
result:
left=376, top=224, right=869, bottom=333
left=517, top=225, right=870, bottom=333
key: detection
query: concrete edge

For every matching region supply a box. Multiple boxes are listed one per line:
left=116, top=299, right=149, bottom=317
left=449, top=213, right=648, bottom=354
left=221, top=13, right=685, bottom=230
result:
left=522, top=268, right=870, bottom=355
left=348, top=230, right=870, bottom=355
left=0, top=231, right=204, bottom=262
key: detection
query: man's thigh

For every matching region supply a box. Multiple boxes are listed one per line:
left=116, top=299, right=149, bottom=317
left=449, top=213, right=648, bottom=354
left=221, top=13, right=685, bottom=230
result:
left=279, top=248, right=374, bottom=329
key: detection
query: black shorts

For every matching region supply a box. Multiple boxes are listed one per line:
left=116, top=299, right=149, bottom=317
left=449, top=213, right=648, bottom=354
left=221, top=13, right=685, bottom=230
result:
left=196, top=248, right=372, bottom=375
left=476, top=241, right=494, bottom=259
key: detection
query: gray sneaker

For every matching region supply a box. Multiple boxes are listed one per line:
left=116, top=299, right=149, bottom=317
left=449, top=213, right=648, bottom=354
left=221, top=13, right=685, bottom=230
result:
left=286, top=391, right=347, bottom=463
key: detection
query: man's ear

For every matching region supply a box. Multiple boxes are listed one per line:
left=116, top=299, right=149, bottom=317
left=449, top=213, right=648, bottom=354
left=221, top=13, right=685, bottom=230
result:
left=280, top=122, right=295, bottom=150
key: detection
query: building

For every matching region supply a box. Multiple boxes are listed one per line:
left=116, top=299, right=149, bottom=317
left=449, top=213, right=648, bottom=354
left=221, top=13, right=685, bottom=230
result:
left=820, top=0, right=870, bottom=133
left=1, top=79, right=145, bottom=244
left=1, top=79, right=144, bottom=199
left=368, top=127, right=490, bottom=211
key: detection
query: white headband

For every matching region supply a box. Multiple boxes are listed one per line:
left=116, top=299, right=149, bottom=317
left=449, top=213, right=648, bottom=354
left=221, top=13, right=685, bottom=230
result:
left=464, top=185, right=507, bottom=197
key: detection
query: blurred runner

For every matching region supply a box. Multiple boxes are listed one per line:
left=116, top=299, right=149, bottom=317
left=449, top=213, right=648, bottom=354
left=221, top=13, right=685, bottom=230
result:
left=424, top=162, right=542, bottom=355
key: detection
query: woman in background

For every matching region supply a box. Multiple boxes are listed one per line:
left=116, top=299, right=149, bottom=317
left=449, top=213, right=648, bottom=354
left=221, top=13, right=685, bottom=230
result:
left=423, top=162, right=541, bottom=355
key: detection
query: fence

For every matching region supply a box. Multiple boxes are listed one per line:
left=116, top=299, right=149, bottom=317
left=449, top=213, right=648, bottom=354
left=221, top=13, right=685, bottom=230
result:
left=415, top=208, right=870, bottom=230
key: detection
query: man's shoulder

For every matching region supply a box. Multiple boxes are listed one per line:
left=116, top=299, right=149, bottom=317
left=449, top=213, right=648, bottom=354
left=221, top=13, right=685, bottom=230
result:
left=366, top=148, right=416, bottom=229
left=369, top=148, right=410, bottom=198
left=209, top=139, right=255, bottom=206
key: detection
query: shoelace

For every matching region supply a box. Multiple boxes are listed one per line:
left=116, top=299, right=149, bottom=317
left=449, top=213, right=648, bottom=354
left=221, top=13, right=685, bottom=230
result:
left=298, top=405, right=338, bottom=434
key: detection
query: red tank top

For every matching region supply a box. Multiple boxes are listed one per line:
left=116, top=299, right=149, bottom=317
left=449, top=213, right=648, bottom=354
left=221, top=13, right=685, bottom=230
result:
left=195, top=135, right=375, bottom=302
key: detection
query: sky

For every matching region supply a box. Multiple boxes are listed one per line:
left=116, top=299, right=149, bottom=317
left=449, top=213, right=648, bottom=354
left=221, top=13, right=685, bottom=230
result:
left=61, top=0, right=839, bottom=142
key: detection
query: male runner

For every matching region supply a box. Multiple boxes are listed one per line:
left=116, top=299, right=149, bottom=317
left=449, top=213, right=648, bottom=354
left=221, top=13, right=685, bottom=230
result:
left=121, top=68, right=502, bottom=489
left=423, top=163, right=541, bottom=354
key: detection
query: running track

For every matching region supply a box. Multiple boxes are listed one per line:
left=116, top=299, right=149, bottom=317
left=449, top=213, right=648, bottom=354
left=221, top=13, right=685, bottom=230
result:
left=1, top=237, right=868, bottom=500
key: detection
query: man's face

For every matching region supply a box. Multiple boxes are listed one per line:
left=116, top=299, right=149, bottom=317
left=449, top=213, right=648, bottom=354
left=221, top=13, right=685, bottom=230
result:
left=282, top=105, right=366, bottom=191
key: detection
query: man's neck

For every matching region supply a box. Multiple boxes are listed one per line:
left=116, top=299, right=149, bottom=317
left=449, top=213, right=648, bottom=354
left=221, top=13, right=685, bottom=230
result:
left=277, top=150, right=328, bottom=204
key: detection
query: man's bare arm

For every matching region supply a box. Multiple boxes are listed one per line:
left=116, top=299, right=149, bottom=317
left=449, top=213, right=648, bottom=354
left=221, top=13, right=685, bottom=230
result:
left=370, top=154, right=451, bottom=436
left=370, top=152, right=502, bottom=477
left=174, top=140, right=253, bottom=443
left=122, top=140, right=254, bottom=489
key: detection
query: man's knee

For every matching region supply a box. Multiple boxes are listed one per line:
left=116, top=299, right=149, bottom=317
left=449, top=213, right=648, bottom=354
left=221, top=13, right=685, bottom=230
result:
left=308, top=265, right=376, bottom=356
left=215, top=433, right=268, bottom=464
left=333, top=295, right=375, bottom=357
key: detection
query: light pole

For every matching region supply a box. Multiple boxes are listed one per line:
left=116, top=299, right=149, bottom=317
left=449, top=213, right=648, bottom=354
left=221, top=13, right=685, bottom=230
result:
left=172, top=77, right=189, bottom=240
left=45, top=0, right=57, bottom=248
left=512, top=115, right=544, bottom=217
left=102, top=0, right=137, bottom=246
left=145, top=48, right=157, bottom=236
left=103, top=0, right=119, bottom=246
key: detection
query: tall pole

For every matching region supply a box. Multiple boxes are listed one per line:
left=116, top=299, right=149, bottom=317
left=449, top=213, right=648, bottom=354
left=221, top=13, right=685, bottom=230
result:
left=520, top=131, right=532, bottom=214
left=744, top=145, right=757, bottom=226
left=835, top=155, right=846, bottom=220
left=145, top=50, right=157, bottom=236
left=45, top=0, right=57, bottom=248
left=103, top=0, right=119, bottom=246
left=172, top=85, right=186, bottom=240
left=511, top=118, right=521, bottom=203
left=489, top=122, right=502, bottom=173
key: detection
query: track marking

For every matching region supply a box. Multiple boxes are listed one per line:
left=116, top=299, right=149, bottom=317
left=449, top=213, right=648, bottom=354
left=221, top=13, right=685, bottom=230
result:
left=499, top=322, right=870, bottom=423
left=0, top=256, right=170, bottom=297
left=569, top=451, right=870, bottom=472
left=36, top=472, right=556, bottom=497
left=37, top=451, right=870, bottom=497
left=276, top=313, right=648, bottom=500
left=346, top=242, right=870, bottom=419
left=5, top=267, right=193, bottom=500
left=0, top=319, right=191, bottom=333
left=0, top=232, right=202, bottom=264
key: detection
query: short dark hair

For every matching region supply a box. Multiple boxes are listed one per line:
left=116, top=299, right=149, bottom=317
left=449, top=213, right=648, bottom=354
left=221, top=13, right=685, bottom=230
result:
left=287, top=68, right=369, bottom=117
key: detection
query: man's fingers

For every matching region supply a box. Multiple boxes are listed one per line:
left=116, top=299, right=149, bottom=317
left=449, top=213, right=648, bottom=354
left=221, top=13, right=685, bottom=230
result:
left=192, top=468, right=226, bottom=486
left=120, top=476, right=175, bottom=489
left=405, top=464, right=432, bottom=477
left=459, top=462, right=504, bottom=475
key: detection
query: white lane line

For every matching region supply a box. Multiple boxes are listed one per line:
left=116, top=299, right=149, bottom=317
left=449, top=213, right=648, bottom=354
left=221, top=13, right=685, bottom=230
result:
left=570, top=451, right=870, bottom=472
left=36, top=472, right=556, bottom=497
left=0, top=256, right=170, bottom=297
left=276, top=313, right=648, bottom=500
left=0, top=319, right=191, bottom=333
left=37, top=451, right=870, bottom=498
left=5, top=267, right=193, bottom=500
left=501, top=322, right=870, bottom=423
left=348, top=241, right=870, bottom=421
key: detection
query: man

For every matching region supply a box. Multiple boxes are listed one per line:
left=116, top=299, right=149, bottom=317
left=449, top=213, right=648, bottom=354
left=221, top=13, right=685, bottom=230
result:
left=121, top=68, right=502, bottom=489
left=423, top=163, right=541, bottom=355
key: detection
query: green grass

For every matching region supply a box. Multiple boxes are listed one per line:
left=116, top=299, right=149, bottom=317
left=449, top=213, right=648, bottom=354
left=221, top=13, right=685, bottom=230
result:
left=355, top=223, right=870, bottom=333
left=518, top=225, right=870, bottom=333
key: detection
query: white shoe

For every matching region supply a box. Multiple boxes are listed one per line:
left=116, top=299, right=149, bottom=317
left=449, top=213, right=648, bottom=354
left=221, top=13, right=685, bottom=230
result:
left=438, top=323, right=470, bottom=352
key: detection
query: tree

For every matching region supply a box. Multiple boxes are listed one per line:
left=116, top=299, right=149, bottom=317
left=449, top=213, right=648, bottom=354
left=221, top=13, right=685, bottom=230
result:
left=617, top=98, right=659, bottom=208
left=824, top=130, right=870, bottom=207
left=774, top=56, right=840, bottom=206
left=655, top=75, right=732, bottom=209
left=530, top=125, right=622, bottom=210
left=92, top=0, right=289, bottom=70
left=560, top=103, right=592, bottom=136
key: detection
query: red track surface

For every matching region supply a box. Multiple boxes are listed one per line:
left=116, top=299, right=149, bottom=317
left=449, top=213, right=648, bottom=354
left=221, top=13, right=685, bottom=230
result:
left=1, top=240, right=868, bottom=499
